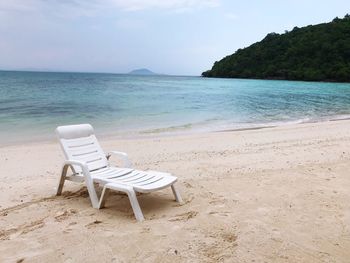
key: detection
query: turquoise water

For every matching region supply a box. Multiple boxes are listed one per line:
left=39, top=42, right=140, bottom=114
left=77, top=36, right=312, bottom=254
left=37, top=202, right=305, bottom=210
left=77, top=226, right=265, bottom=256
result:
left=1, top=70, right=350, bottom=144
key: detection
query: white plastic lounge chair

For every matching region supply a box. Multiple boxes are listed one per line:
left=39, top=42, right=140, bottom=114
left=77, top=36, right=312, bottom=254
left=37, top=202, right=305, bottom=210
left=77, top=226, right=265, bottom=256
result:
left=56, top=124, right=182, bottom=221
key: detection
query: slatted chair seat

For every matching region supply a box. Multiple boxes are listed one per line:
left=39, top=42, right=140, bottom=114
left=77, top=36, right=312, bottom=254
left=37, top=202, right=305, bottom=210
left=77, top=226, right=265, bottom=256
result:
left=91, top=167, right=177, bottom=192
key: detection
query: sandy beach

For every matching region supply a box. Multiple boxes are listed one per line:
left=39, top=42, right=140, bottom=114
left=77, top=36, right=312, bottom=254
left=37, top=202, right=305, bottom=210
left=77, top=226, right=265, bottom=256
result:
left=1, top=120, right=350, bottom=262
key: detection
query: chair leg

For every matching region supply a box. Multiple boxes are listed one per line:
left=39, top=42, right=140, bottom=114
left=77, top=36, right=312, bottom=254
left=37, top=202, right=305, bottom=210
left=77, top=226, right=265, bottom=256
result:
left=98, top=183, right=144, bottom=221
left=126, top=190, right=144, bottom=222
left=85, top=177, right=100, bottom=209
left=98, top=187, right=109, bottom=209
left=171, top=184, right=183, bottom=203
left=57, top=164, right=69, bottom=196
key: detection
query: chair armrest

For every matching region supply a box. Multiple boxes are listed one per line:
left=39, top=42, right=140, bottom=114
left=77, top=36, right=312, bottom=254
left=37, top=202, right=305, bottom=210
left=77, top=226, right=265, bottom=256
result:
left=64, top=160, right=90, bottom=175
left=106, top=151, right=132, bottom=168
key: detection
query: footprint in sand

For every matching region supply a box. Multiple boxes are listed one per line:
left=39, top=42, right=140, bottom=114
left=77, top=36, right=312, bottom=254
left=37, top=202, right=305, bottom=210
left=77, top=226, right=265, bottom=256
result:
left=183, top=182, right=194, bottom=189
left=208, top=211, right=232, bottom=217
left=0, top=218, right=46, bottom=240
left=209, top=196, right=238, bottom=207
left=0, top=196, right=56, bottom=216
left=209, top=199, right=226, bottom=206
left=198, top=229, right=238, bottom=261
left=61, top=188, right=89, bottom=199
left=85, top=220, right=103, bottom=229
left=168, top=211, right=198, bottom=222
left=54, top=209, right=78, bottom=222
left=141, top=227, right=151, bottom=233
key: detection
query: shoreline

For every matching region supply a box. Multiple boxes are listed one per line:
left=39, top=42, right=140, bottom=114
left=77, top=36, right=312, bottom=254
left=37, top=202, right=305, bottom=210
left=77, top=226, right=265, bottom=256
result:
left=202, top=75, right=350, bottom=84
left=2, top=117, right=350, bottom=147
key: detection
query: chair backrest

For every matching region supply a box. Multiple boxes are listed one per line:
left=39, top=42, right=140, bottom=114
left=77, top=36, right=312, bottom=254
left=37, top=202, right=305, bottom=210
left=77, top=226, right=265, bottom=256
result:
left=56, top=124, right=108, bottom=173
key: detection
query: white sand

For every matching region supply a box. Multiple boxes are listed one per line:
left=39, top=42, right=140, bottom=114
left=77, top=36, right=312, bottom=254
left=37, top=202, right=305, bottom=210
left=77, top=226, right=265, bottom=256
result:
left=1, top=120, right=350, bottom=262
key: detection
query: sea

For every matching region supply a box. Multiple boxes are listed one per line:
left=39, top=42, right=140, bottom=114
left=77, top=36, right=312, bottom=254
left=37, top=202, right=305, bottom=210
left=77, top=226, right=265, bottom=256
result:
left=1, top=70, right=350, bottom=144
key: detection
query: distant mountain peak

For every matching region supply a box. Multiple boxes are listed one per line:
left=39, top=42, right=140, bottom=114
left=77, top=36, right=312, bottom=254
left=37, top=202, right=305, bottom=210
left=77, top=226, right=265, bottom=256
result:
left=129, top=68, right=157, bottom=75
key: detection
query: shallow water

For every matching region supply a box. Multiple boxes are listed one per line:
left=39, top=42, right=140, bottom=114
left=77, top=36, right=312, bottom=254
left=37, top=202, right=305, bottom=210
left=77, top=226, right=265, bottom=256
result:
left=1, top=70, right=350, bottom=144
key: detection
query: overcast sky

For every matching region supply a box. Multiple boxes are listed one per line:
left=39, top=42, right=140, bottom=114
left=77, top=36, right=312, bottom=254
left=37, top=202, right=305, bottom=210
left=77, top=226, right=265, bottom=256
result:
left=0, top=0, right=348, bottom=75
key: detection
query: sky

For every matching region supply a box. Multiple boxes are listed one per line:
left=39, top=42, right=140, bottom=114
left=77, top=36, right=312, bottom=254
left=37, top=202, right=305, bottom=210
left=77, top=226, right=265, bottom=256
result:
left=0, top=0, right=349, bottom=75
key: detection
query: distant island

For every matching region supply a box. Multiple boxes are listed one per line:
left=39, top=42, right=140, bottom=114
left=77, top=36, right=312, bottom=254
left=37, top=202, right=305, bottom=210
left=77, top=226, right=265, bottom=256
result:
left=129, top=68, right=157, bottom=75
left=202, top=15, right=350, bottom=82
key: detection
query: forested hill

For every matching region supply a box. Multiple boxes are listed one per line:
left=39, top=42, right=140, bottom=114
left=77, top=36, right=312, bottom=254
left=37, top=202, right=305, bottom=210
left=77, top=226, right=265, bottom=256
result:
left=202, top=15, right=350, bottom=82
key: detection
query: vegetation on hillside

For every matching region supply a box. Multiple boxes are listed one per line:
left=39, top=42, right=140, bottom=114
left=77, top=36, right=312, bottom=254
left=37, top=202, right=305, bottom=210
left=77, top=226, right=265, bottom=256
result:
left=202, top=15, right=350, bottom=82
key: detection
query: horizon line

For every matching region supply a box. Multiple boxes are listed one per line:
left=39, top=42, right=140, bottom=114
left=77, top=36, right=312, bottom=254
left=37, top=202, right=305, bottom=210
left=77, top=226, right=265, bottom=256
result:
left=0, top=68, right=200, bottom=77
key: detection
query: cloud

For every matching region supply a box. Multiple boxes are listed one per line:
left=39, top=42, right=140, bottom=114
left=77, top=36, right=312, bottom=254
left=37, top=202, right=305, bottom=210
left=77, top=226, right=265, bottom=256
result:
left=0, top=0, right=40, bottom=12
left=108, top=0, right=220, bottom=11
left=0, top=0, right=220, bottom=15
